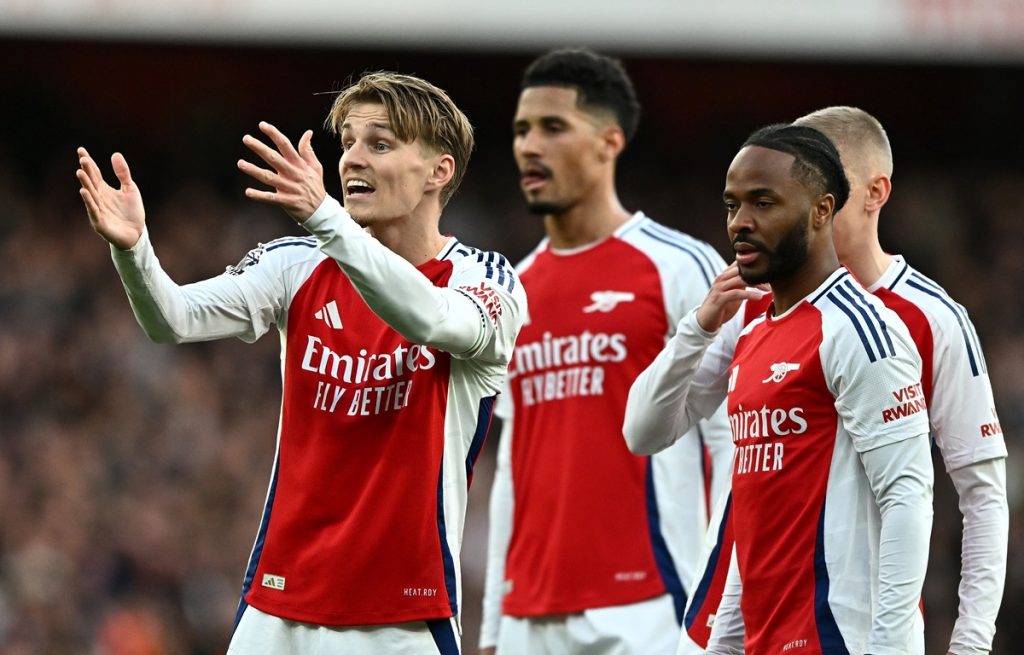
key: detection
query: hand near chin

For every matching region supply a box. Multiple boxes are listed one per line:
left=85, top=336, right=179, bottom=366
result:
left=696, top=262, right=768, bottom=332
left=238, top=122, right=327, bottom=223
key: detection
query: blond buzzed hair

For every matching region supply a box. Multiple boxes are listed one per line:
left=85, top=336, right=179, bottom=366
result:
left=325, top=72, right=475, bottom=207
left=795, top=106, right=893, bottom=182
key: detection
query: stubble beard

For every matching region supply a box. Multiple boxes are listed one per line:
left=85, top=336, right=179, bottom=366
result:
left=526, top=200, right=568, bottom=216
left=738, top=219, right=810, bottom=286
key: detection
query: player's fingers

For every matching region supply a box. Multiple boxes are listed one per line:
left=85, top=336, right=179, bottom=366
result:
left=237, top=159, right=282, bottom=189
left=78, top=151, right=108, bottom=189
left=733, top=287, right=768, bottom=302
left=77, top=146, right=97, bottom=177
left=714, top=269, right=749, bottom=294
left=258, top=121, right=302, bottom=162
left=241, top=133, right=280, bottom=166
left=241, top=132, right=296, bottom=176
left=111, top=152, right=134, bottom=189
left=712, top=262, right=742, bottom=285
left=79, top=187, right=101, bottom=223
left=716, top=287, right=755, bottom=305
left=243, top=187, right=281, bottom=205
left=76, top=167, right=98, bottom=197
left=298, top=130, right=320, bottom=169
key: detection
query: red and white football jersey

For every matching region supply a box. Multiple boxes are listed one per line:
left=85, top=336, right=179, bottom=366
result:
left=488, top=213, right=733, bottom=626
left=112, top=202, right=526, bottom=628
left=729, top=268, right=929, bottom=654
left=625, top=266, right=930, bottom=654
left=680, top=257, right=1005, bottom=653
left=869, top=256, right=1006, bottom=469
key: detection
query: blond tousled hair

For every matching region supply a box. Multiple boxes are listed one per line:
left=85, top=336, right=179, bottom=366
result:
left=325, top=72, right=474, bottom=207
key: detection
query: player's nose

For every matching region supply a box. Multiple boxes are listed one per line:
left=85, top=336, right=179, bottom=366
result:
left=728, top=205, right=756, bottom=235
left=340, top=141, right=370, bottom=171
left=515, top=128, right=543, bottom=158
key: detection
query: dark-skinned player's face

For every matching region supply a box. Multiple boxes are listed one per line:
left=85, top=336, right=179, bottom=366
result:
left=723, top=146, right=816, bottom=286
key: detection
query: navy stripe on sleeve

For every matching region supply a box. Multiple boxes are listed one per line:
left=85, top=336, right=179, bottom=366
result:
left=265, top=237, right=317, bottom=252
left=827, top=290, right=881, bottom=363
left=906, top=273, right=984, bottom=376
left=639, top=227, right=715, bottom=287
left=839, top=281, right=896, bottom=358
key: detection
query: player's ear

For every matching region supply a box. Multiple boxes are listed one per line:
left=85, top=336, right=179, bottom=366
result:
left=426, top=153, right=455, bottom=194
left=813, top=194, right=835, bottom=228
left=864, top=174, right=892, bottom=212
left=597, top=123, right=625, bottom=163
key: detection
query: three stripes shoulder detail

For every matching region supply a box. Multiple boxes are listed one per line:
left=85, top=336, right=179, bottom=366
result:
left=448, top=243, right=517, bottom=293
left=264, top=236, right=317, bottom=252
left=903, top=271, right=987, bottom=376
left=825, top=279, right=897, bottom=363
left=632, top=220, right=720, bottom=287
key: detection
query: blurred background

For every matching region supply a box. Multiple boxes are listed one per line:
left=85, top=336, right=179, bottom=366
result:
left=0, top=1, right=1022, bottom=653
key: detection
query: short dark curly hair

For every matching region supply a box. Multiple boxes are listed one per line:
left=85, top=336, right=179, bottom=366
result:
left=742, top=123, right=850, bottom=213
left=522, top=48, right=641, bottom=143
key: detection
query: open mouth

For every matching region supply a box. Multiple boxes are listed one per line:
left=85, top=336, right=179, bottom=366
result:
left=345, top=179, right=376, bottom=199
left=520, top=163, right=550, bottom=191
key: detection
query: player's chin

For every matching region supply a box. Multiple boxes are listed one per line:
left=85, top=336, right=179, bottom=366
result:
left=525, top=198, right=565, bottom=217
left=737, top=263, right=770, bottom=287
left=345, top=206, right=374, bottom=227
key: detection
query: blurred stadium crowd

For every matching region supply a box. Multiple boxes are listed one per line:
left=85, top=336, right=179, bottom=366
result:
left=0, top=40, right=1021, bottom=654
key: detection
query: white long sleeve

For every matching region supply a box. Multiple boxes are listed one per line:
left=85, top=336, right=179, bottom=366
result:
left=624, top=309, right=738, bottom=455
left=111, top=196, right=524, bottom=368
left=704, top=546, right=744, bottom=655
left=860, top=434, right=934, bottom=655
left=947, top=458, right=1008, bottom=655
left=869, top=256, right=1008, bottom=653
left=701, top=403, right=735, bottom=511
left=110, top=227, right=286, bottom=344
left=479, top=416, right=514, bottom=649
left=304, top=196, right=511, bottom=360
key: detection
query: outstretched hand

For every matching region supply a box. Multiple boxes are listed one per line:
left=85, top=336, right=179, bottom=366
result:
left=76, top=147, right=146, bottom=251
left=238, top=122, right=326, bottom=224
left=696, top=262, right=769, bottom=333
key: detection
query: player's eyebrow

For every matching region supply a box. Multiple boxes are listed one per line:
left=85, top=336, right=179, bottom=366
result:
left=722, top=187, right=781, bottom=201
left=513, top=115, right=569, bottom=130
left=341, top=121, right=396, bottom=136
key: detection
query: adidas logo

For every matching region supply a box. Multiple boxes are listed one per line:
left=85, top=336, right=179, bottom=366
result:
left=315, top=300, right=343, bottom=330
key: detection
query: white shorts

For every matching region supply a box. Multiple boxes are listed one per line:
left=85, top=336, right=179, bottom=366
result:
left=496, top=594, right=679, bottom=655
left=672, top=599, right=926, bottom=655
left=228, top=604, right=460, bottom=654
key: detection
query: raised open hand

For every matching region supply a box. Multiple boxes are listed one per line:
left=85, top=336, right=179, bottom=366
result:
left=238, top=122, right=326, bottom=223
left=76, top=147, right=146, bottom=250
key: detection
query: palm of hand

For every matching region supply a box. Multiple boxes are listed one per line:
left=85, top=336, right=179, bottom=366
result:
left=77, top=149, right=146, bottom=251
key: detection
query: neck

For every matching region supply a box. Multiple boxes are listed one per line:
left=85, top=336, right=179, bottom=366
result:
left=367, top=212, right=447, bottom=266
left=769, top=252, right=841, bottom=315
left=837, top=216, right=891, bottom=287
left=543, top=187, right=631, bottom=249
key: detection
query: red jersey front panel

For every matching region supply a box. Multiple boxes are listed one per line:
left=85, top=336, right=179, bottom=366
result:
left=244, top=257, right=456, bottom=625
left=727, top=304, right=835, bottom=653
left=502, top=228, right=717, bottom=615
